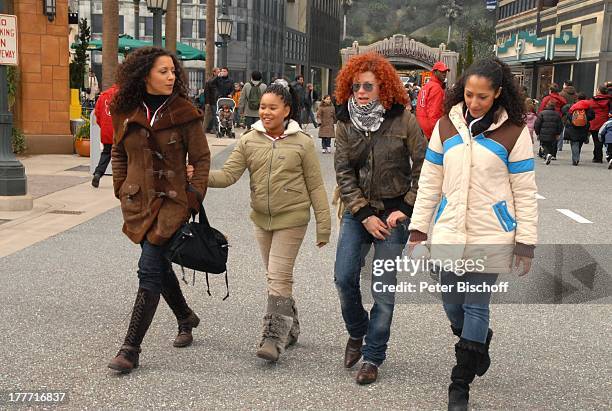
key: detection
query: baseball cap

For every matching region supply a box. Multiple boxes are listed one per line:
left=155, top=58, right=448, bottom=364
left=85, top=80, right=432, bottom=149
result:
left=432, top=61, right=450, bottom=72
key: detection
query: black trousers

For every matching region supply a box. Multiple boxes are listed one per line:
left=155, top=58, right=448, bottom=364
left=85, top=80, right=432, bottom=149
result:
left=592, top=131, right=604, bottom=162
left=541, top=141, right=556, bottom=157
left=94, top=143, right=112, bottom=176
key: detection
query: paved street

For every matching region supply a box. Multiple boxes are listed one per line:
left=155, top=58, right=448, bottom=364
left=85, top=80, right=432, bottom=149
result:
left=0, top=129, right=610, bottom=410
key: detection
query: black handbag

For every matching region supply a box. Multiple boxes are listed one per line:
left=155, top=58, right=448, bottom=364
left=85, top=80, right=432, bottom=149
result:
left=165, top=202, right=230, bottom=300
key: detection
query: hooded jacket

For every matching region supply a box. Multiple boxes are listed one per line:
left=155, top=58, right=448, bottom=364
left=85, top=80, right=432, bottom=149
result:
left=111, top=95, right=210, bottom=245
left=94, top=85, right=118, bottom=145
left=409, top=103, right=538, bottom=273
left=538, top=92, right=567, bottom=115
left=416, top=75, right=445, bottom=138
left=208, top=120, right=331, bottom=244
left=534, top=108, right=563, bottom=142
left=589, top=94, right=611, bottom=131
left=334, top=103, right=427, bottom=221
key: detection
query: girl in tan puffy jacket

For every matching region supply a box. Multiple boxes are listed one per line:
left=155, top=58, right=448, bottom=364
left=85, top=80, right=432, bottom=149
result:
left=207, top=81, right=331, bottom=363
left=408, top=58, right=538, bottom=411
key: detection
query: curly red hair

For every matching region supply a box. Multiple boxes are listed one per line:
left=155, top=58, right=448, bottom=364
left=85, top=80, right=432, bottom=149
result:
left=334, top=52, right=408, bottom=109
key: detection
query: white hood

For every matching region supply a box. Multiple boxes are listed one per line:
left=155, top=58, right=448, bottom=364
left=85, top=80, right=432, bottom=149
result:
left=251, top=119, right=303, bottom=136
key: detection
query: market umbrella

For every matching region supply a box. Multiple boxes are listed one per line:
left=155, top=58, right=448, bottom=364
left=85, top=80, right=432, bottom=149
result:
left=71, top=35, right=206, bottom=61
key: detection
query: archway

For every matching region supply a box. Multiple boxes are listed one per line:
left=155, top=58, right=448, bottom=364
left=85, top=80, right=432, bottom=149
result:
left=340, top=34, right=459, bottom=85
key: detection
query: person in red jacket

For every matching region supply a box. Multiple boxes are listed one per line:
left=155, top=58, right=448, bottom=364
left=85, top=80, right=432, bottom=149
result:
left=538, top=83, right=567, bottom=115
left=416, top=61, right=449, bottom=139
left=92, top=84, right=119, bottom=187
left=588, top=84, right=611, bottom=163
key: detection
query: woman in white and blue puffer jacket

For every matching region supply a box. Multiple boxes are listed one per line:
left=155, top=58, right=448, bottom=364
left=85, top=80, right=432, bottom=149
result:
left=408, top=58, right=538, bottom=411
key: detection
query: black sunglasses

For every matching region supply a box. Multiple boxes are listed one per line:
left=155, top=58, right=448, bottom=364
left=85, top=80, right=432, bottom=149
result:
left=352, top=82, right=375, bottom=92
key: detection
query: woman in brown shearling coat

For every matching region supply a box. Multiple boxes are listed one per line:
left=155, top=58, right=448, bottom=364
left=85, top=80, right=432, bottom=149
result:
left=316, top=95, right=336, bottom=153
left=107, top=47, right=211, bottom=373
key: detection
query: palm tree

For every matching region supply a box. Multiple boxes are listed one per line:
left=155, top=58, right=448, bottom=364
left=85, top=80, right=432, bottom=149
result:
left=206, top=0, right=215, bottom=77
left=165, top=0, right=177, bottom=52
left=133, top=0, right=140, bottom=40
left=102, top=0, right=119, bottom=90
left=441, top=0, right=463, bottom=46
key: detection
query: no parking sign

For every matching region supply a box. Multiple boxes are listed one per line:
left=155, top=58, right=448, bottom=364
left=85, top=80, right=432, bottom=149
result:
left=0, top=14, right=18, bottom=66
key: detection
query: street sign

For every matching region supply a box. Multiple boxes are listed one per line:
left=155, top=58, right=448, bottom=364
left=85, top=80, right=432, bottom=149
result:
left=0, top=14, right=18, bottom=66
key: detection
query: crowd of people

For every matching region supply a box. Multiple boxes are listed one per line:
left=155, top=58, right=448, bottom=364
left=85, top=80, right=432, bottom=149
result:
left=526, top=81, right=612, bottom=168
left=94, top=44, right=610, bottom=411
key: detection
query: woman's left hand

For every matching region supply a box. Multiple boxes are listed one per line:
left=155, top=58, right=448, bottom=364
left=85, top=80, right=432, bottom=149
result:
left=514, top=255, right=532, bottom=276
left=386, top=210, right=407, bottom=229
left=186, top=164, right=194, bottom=181
left=316, top=242, right=327, bottom=248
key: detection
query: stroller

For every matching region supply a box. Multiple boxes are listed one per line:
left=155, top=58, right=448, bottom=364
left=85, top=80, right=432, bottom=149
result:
left=216, top=97, right=236, bottom=138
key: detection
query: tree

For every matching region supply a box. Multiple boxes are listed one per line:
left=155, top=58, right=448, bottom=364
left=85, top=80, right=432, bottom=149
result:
left=465, top=33, right=474, bottom=69
left=70, top=18, right=90, bottom=90
left=206, top=0, right=215, bottom=77
left=166, top=0, right=177, bottom=52
left=441, top=0, right=463, bottom=45
left=457, top=53, right=464, bottom=76
left=133, top=0, right=140, bottom=39
left=102, top=0, right=119, bottom=90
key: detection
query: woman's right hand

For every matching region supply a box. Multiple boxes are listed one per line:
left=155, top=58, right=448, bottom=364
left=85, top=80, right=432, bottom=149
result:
left=186, top=164, right=194, bottom=181
left=363, top=216, right=390, bottom=240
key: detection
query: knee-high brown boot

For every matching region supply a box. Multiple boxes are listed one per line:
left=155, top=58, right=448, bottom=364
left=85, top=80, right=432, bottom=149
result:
left=161, top=271, right=200, bottom=347
left=108, top=288, right=160, bottom=373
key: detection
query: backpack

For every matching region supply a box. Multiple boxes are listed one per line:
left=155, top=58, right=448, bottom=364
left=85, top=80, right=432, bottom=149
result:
left=571, top=109, right=587, bottom=127
left=247, top=81, right=262, bottom=111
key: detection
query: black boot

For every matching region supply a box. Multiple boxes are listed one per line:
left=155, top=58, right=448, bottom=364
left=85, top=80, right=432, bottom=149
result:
left=161, top=271, right=199, bottom=347
left=108, top=288, right=160, bottom=373
left=448, top=338, right=482, bottom=411
left=450, top=326, right=493, bottom=376
left=475, top=328, right=493, bottom=377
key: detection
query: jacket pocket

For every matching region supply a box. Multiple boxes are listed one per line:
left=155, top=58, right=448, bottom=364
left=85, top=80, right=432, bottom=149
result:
left=434, top=195, right=447, bottom=224
left=492, top=201, right=516, bottom=232
left=120, top=183, right=143, bottom=213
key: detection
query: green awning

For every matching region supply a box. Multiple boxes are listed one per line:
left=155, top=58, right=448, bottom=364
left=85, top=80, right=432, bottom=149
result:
left=71, top=34, right=205, bottom=61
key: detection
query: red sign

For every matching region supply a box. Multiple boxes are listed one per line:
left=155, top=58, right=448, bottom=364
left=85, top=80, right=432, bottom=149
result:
left=0, top=14, right=18, bottom=66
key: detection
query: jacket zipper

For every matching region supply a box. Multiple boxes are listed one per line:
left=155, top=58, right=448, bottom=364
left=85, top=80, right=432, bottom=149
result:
left=267, top=140, right=275, bottom=229
left=366, top=130, right=373, bottom=202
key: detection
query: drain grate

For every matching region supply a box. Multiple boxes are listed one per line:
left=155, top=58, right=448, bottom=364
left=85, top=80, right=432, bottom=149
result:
left=49, top=210, right=84, bottom=215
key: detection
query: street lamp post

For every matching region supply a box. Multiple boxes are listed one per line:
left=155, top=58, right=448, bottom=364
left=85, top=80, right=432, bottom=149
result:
left=0, top=0, right=28, bottom=200
left=216, top=0, right=233, bottom=68
left=146, top=0, right=168, bottom=47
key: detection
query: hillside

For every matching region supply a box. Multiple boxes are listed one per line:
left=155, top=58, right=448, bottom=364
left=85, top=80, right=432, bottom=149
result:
left=344, top=0, right=496, bottom=61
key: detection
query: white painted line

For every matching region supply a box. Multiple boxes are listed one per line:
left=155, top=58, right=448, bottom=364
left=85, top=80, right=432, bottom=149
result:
left=556, top=209, right=593, bottom=224
left=535, top=193, right=546, bottom=200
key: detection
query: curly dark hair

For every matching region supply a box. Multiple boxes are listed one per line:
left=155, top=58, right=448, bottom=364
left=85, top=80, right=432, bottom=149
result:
left=110, top=47, right=188, bottom=115
left=334, top=52, right=408, bottom=109
left=444, top=58, right=525, bottom=126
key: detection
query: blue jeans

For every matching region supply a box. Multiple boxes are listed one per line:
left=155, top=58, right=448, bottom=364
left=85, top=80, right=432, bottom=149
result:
left=440, top=271, right=498, bottom=343
left=138, top=240, right=173, bottom=294
left=334, top=210, right=409, bottom=366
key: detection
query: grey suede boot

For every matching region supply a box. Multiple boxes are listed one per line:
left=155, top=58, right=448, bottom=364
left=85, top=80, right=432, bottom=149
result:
left=256, top=295, right=294, bottom=362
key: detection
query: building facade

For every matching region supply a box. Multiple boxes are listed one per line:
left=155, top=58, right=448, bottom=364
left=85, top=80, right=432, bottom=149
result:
left=13, top=0, right=72, bottom=154
left=73, top=0, right=341, bottom=96
left=495, top=0, right=612, bottom=98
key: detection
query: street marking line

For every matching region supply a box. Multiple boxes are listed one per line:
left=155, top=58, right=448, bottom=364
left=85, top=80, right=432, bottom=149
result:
left=535, top=193, right=546, bottom=200
left=556, top=209, right=593, bottom=224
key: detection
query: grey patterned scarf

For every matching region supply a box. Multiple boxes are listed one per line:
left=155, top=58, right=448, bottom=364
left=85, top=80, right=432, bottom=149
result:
left=348, top=96, right=386, bottom=132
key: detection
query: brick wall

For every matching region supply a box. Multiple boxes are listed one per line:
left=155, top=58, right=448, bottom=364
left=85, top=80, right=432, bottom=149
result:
left=15, top=0, right=72, bottom=154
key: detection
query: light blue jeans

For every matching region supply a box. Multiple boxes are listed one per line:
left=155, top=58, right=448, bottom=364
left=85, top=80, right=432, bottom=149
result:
left=440, top=271, right=498, bottom=343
